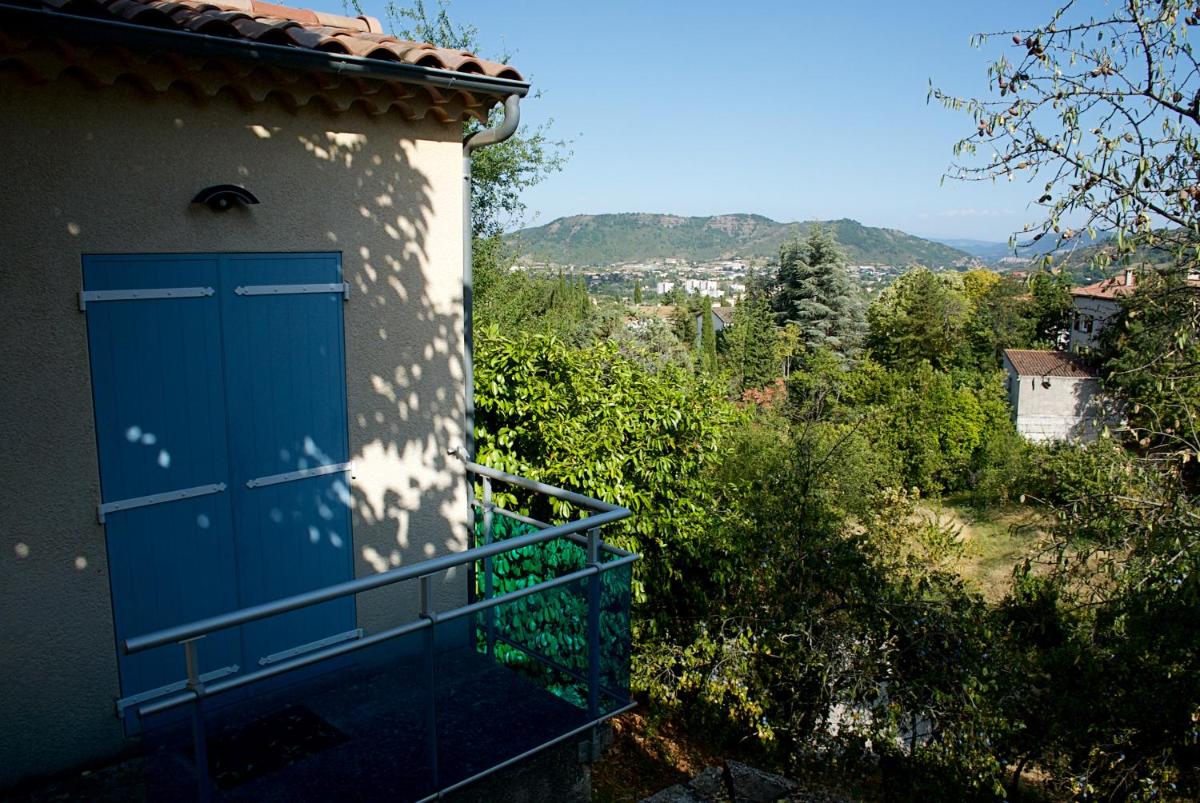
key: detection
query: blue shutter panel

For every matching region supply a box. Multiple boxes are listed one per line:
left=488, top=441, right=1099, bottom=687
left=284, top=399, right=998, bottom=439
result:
left=220, top=254, right=356, bottom=666
left=84, top=255, right=243, bottom=704
left=85, top=253, right=355, bottom=711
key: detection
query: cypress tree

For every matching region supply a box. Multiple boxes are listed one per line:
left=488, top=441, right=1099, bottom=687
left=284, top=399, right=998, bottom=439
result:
left=671, top=297, right=698, bottom=349
left=727, top=272, right=779, bottom=390
left=700, top=302, right=717, bottom=372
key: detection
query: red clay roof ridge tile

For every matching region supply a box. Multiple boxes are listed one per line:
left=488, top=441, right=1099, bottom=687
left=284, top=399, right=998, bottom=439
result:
left=23, top=0, right=522, bottom=81
left=201, top=0, right=380, bottom=32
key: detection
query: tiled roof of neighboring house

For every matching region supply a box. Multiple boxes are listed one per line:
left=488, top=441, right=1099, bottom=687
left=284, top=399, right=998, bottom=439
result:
left=1003, top=349, right=1096, bottom=379
left=1072, top=271, right=1136, bottom=299
left=24, top=0, right=521, bottom=79
left=712, top=306, right=734, bottom=325
left=639, top=305, right=679, bottom=321
left=1071, top=270, right=1200, bottom=300
left=1, top=0, right=524, bottom=120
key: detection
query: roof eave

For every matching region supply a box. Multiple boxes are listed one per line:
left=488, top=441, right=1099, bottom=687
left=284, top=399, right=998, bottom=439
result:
left=0, top=1, right=531, bottom=100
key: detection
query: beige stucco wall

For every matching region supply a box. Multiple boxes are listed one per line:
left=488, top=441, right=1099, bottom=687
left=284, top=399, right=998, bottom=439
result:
left=1003, top=357, right=1106, bottom=443
left=1069, top=296, right=1121, bottom=352
left=0, top=71, right=472, bottom=787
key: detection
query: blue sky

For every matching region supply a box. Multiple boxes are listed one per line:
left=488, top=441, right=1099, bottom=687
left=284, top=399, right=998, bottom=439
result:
left=357, top=0, right=1062, bottom=241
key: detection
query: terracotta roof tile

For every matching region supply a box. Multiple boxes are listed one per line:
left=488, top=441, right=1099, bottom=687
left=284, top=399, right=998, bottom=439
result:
left=1072, top=270, right=1200, bottom=299
left=1003, top=349, right=1095, bottom=379
left=1072, top=272, right=1136, bottom=300
left=14, top=0, right=523, bottom=81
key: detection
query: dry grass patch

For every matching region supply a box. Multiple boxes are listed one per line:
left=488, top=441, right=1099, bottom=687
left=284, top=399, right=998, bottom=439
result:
left=920, top=502, right=1049, bottom=602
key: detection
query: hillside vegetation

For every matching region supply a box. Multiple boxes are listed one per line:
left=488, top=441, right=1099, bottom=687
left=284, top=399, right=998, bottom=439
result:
left=507, top=213, right=974, bottom=267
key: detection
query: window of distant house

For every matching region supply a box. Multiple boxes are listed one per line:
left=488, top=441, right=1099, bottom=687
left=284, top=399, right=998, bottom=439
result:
left=1084, top=316, right=1094, bottom=333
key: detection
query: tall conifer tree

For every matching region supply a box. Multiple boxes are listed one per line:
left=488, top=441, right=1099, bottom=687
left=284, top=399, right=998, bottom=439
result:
left=727, top=272, right=779, bottom=391
left=700, top=302, right=717, bottom=372
left=773, top=225, right=864, bottom=358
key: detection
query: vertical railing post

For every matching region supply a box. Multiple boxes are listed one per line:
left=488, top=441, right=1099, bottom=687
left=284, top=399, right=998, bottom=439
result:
left=482, top=477, right=496, bottom=658
left=420, top=574, right=440, bottom=791
left=465, top=466, right=477, bottom=605
left=586, top=526, right=602, bottom=719
left=182, top=637, right=212, bottom=803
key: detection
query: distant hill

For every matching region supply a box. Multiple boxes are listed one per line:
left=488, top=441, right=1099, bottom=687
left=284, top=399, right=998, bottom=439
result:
left=930, top=238, right=1019, bottom=262
left=507, top=213, right=974, bottom=267
left=1053, top=234, right=1181, bottom=283
left=935, top=232, right=1166, bottom=282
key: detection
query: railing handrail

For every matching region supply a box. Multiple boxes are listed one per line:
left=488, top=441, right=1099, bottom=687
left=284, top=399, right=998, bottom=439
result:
left=451, top=447, right=623, bottom=514
left=124, top=461, right=631, bottom=655
left=134, top=552, right=637, bottom=719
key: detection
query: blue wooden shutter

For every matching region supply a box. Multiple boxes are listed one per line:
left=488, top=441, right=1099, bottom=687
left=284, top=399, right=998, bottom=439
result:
left=220, top=253, right=356, bottom=667
left=83, top=254, right=243, bottom=708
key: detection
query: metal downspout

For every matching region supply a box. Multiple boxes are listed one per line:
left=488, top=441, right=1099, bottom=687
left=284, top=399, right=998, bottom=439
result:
left=462, top=94, right=521, bottom=461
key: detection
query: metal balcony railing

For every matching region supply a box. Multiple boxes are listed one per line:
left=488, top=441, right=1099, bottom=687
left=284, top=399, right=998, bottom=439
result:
left=122, top=450, right=638, bottom=802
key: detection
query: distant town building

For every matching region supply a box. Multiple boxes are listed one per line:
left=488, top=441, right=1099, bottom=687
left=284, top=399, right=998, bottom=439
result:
left=683, top=278, right=722, bottom=297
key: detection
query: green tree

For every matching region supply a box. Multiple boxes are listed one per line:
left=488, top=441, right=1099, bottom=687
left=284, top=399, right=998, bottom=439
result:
left=934, top=0, right=1200, bottom=265
left=1102, top=270, right=1200, bottom=457
left=935, top=3, right=1200, bottom=797
left=775, top=322, right=803, bottom=379
left=965, top=275, right=1036, bottom=367
left=725, top=275, right=779, bottom=392
left=773, top=226, right=864, bottom=357
left=699, top=301, right=717, bottom=373
left=1007, top=439, right=1200, bottom=801
left=961, top=268, right=1002, bottom=306
left=886, top=364, right=988, bottom=493
left=473, top=264, right=597, bottom=345
left=670, top=300, right=698, bottom=354
left=1027, top=270, right=1073, bottom=344
left=611, top=309, right=692, bottom=373
left=633, top=278, right=643, bottom=305
left=866, top=268, right=971, bottom=370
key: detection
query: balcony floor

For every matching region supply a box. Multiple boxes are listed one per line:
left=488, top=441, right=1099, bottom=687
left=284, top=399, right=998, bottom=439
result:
left=14, top=646, right=597, bottom=803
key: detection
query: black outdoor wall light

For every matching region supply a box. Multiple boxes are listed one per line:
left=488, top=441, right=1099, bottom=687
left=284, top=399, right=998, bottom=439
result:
left=192, top=184, right=260, bottom=212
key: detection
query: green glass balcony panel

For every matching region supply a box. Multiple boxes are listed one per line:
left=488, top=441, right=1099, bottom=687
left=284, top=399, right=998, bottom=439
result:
left=473, top=510, right=633, bottom=714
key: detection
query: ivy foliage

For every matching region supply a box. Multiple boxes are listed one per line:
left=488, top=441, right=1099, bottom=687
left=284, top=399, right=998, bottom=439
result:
left=472, top=325, right=739, bottom=612
left=474, top=512, right=632, bottom=709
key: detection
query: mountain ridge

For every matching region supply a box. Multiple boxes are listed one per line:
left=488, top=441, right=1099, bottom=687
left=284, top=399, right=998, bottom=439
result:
left=506, top=213, right=974, bottom=267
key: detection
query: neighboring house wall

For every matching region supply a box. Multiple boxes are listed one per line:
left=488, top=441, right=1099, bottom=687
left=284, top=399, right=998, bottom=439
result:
left=0, top=75, right=469, bottom=786
left=1003, top=358, right=1107, bottom=442
left=1069, top=296, right=1122, bottom=352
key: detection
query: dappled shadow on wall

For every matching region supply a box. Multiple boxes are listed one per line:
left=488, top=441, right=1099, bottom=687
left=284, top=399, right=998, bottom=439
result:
left=247, top=112, right=468, bottom=581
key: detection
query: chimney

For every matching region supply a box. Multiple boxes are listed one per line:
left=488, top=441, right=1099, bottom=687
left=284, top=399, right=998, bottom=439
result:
left=1124, top=268, right=1135, bottom=287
